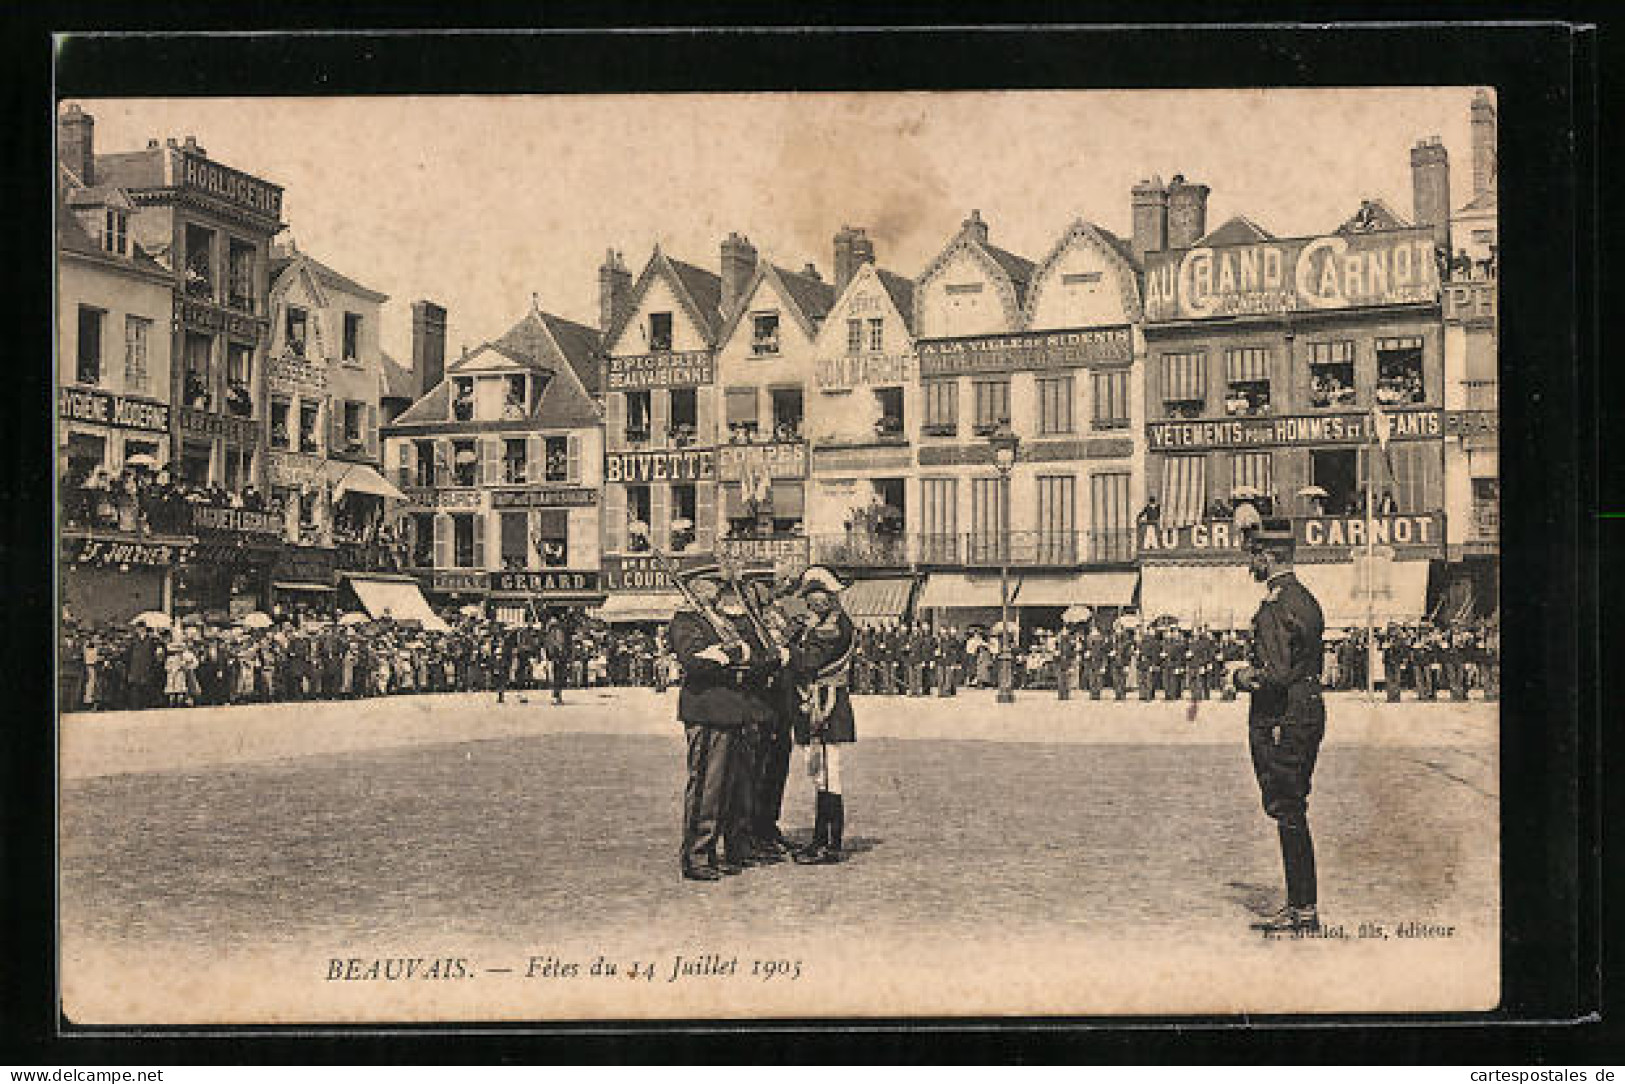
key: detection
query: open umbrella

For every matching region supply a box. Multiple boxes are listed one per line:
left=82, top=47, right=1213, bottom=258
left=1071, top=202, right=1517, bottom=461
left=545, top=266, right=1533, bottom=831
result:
left=669, top=517, right=694, bottom=531
left=179, top=612, right=206, bottom=627
left=1230, top=484, right=1261, bottom=500
left=131, top=611, right=171, bottom=629
left=1297, top=485, right=1329, bottom=498
left=1061, top=605, right=1093, bottom=625
left=338, top=612, right=369, bottom=626
left=991, top=620, right=1018, bottom=635
left=1116, top=613, right=1142, bottom=630
left=125, top=453, right=159, bottom=470
left=237, top=612, right=273, bottom=629
left=459, top=603, right=484, bottom=618
left=455, top=448, right=478, bottom=466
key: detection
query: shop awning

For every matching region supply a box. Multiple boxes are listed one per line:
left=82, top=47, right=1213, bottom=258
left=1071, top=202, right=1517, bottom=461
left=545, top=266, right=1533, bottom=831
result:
left=326, top=461, right=406, bottom=501
left=1294, top=559, right=1430, bottom=629
left=840, top=577, right=915, bottom=627
left=589, top=593, right=682, bottom=624
left=1016, top=570, right=1139, bottom=608
left=271, top=580, right=337, bottom=593
left=1139, top=565, right=1263, bottom=629
left=916, top=572, right=1020, bottom=610
left=345, top=574, right=449, bottom=631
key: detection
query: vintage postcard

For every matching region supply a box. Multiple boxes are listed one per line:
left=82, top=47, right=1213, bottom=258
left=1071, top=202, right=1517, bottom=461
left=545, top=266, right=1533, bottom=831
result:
left=55, top=85, right=1500, bottom=1024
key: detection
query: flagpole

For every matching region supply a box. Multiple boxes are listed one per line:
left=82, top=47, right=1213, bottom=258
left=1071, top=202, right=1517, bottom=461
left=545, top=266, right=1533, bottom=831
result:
left=1365, top=410, right=1377, bottom=703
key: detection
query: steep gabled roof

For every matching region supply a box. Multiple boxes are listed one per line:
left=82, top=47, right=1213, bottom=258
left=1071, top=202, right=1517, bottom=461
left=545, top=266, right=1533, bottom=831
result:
left=914, top=212, right=1034, bottom=331
left=716, top=261, right=837, bottom=347
left=982, top=243, right=1036, bottom=309
left=388, top=380, right=452, bottom=427
left=1197, top=215, right=1276, bottom=247
left=536, top=311, right=604, bottom=396
left=1455, top=187, right=1497, bottom=215
left=1336, top=199, right=1412, bottom=235
left=1023, top=218, right=1144, bottom=325
left=531, top=360, right=602, bottom=429
left=270, top=245, right=388, bottom=304
left=488, top=306, right=604, bottom=393
left=379, top=351, right=417, bottom=401
left=56, top=194, right=171, bottom=279
left=606, top=248, right=725, bottom=350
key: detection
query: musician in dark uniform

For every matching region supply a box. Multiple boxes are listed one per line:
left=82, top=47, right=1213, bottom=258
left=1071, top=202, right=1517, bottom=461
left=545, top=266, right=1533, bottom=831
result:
left=1189, top=625, right=1217, bottom=701
left=786, top=566, right=857, bottom=866
left=1137, top=630, right=1160, bottom=701
left=1056, top=624, right=1077, bottom=700
left=666, top=566, right=782, bottom=882
left=1381, top=622, right=1408, bottom=701
left=1084, top=625, right=1106, bottom=700
left=1162, top=627, right=1187, bottom=701
left=1231, top=518, right=1327, bottom=933
left=1110, top=625, right=1133, bottom=700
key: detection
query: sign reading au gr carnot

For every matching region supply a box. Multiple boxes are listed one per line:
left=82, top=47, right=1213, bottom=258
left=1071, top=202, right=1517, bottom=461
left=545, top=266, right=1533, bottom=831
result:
left=1137, top=513, right=1443, bottom=559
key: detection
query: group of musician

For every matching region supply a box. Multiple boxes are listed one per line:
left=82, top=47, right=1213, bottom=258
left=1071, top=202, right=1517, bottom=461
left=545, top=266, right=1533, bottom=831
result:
left=663, top=557, right=858, bottom=883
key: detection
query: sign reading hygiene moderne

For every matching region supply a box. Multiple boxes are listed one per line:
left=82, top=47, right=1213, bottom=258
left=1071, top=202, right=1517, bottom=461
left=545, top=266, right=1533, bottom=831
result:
left=1138, top=514, right=1442, bottom=558
left=917, top=327, right=1133, bottom=377
left=815, top=353, right=916, bottom=391
left=1146, top=408, right=1442, bottom=451
left=180, top=150, right=284, bottom=218
left=1144, top=228, right=1439, bottom=321
left=59, top=388, right=171, bottom=433
left=717, top=442, right=808, bottom=482
left=605, top=448, right=715, bottom=484
left=492, top=570, right=601, bottom=595
left=601, top=553, right=711, bottom=592
left=605, top=351, right=715, bottom=390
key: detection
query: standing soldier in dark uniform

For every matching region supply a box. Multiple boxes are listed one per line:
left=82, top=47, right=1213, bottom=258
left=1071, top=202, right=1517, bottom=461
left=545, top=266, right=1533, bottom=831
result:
left=543, top=610, right=572, bottom=705
left=1084, top=624, right=1106, bottom=700
left=1162, top=627, right=1188, bottom=701
left=1448, top=625, right=1471, bottom=701
left=1231, top=519, right=1327, bottom=933
left=1415, top=627, right=1437, bottom=700
left=1381, top=623, right=1407, bottom=701
left=1056, top=624, right=1077, bottom=701
left=786, top=567, right=857, bottom=866
left=903, top=621, right=925, bottom=697
left=1137, top=629, right=1159, bottom=701
left=1110, top=624, right=1133, bottom=701
left=743, top=573, right=794, bottom=862
left=667, top=565, right=782, bottom=882
left=1189, top=625, right=1216, bottom=702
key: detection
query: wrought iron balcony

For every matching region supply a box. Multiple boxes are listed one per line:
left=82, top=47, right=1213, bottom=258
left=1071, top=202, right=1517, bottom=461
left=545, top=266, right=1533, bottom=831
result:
left=810, top=529, right=1137, bottom=569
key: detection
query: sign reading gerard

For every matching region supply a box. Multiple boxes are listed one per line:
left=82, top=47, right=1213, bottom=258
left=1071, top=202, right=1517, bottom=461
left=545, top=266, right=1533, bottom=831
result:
left=180, top=151, right=284, bottom=219
left=717, top=442, right=808, bottom=482
left=1147, top=408, right=1442, bottom=451
left=917, top=327, right=1133, bottom=376
left=1144, top=228, right=1440, bottom=321
left=59, top=388, right=171, bottom=433
left=1138, top=514, right=1442, bottom=559
left=606, top=351, right=715, bottom=390
left=491, top=570, right=601, bottom=595
left=605, top=449, right=715, bottom=484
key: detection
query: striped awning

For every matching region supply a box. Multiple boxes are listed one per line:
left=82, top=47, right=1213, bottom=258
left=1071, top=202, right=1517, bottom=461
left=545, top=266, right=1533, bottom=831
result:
left=840, top=577, right=915, bottom=627
left=589, top=593, right=681, bottom=624
left=1159, top=454, right=1207, bottom=527
left=1163, top=352, right=1206, bottom=400
left=916, top=572, right=1020, bottom=610
left=1226, top=347, right=1271, bottom=383
left=1016, top=571, right=1139, bottom=608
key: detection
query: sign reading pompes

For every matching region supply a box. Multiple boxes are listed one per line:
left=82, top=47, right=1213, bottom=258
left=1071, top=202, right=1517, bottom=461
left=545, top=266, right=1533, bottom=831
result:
left=491, top=570, right=601, bottom=595
left=606, top=351, right=715, bottom=390
left=717, top=442, right=808, bottom=482
left=59, top=388, right=171, bottom=433
left=1144, top=229, right=1440, bottom=321
left=605, top=449, right=715, bottom=484
left=917, top=327, right=1133, bottom=377
left=1137, top=514, right=1443, bottom=559
left=1146, top=408, right=1442, bottom=451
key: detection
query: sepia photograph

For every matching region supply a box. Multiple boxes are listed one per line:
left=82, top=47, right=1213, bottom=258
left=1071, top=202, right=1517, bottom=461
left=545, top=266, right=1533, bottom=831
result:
left=54, top=83, right=1503, bottom=1025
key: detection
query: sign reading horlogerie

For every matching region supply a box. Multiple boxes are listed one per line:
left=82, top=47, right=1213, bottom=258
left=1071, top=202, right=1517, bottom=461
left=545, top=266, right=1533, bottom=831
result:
left=606, top=351, right=715, bottom=390
left=1144, top=228, right=1440, bottom=321
left=180, top=151, right=284, bottom=219
left=1138, top=513, right=1442, bottom=558
left=917, top=327, right=1133, bottom=377
left=1147, top=408, right=1442, bottom=451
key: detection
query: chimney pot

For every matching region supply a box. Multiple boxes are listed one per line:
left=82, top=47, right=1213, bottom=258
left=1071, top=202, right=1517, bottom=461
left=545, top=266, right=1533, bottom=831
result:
left=720, top=232, right=759, bottom=318
left=147, top=138, right=159, bottom=150
left=1165, top=175, right=1211, bottom=249
left=57, top=102, right=95, bottom=187
left=411, top=299, right=449, bottom=399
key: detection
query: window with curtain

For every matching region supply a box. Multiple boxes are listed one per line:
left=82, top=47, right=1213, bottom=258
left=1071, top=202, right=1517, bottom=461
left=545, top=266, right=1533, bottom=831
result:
left=923, top=380, right=958, bottom=435
left=1159, top=454, right=1208, bottom=527
left=1037, top=375, right=1074, bottom=435
left=1089, top=471, right=1132, bottom=562
left=725, top=387, right=758, bottom=442
left=1378, top=442, right=1442, bottom=514
left=1230, top=451, right=1273, bottom=502
left=1036, top=474, right=1076, bottom=562
left=1161, top=352, right=1206, bottom=417
left=1308, top=340, right=1357, bottom=407
left=1091, top=369, right=1129, bottom=428
left=1224, top=347, right=1272, bottom=416
left=921, top=477, right=957, bottom=562
left=76, top=306, right=103, bottom=385
left=500, top=512, right=529, bottom=570
left=970, top=476, right=1006, bottom=562
left=123, top=316, right=149, bottom=392
left=972, top=379, right=1010, bottom=433
left=535, top=508, right=569, bottom=567
left=770, top=481, right=805, bottom=533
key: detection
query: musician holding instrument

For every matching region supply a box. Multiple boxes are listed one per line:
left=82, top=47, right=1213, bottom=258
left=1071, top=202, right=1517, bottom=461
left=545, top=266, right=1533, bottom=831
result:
left=663, top=557, right=785, bottom=883
left=785, top=566, right=858, bottom=866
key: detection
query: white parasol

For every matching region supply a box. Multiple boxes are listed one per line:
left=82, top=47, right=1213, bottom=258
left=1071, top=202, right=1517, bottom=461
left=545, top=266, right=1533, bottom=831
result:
left=1297, top=485, right=1329, bottom=498
left=125, top=453, right=159, bottom=470
left=1061, top=605, right=1093, bottom=625
left=338, top=612, right=369, bottom=626
left=131, top=611, right=171, bottom=629
left=237, top=612, right=273, bottom=629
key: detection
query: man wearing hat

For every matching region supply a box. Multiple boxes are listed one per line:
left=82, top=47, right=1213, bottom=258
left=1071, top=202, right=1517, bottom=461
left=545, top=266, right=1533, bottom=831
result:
left=1231, top=517, right=1328, bottom=934
left=667, top=565, right=783, bottom=882
left=785, top=566, right=857, bottom=865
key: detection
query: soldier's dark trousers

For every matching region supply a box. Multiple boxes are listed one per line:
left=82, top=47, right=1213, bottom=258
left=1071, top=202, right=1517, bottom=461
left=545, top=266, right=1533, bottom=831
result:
left=1192, top=674, right=1209, bottom=701
left=1087, top=667, right=1103, bottom=700
left=1385, top=665, right=1402, bottom=701
left=1057, top=666, right=1071, bottom=700
left=1138, top=669, right=1155, bottom=701
left=1113, top=667, right=1127, bottom=700
left=753, top=720, right=792, bottom=843
left=1449, top=663, right=1468, bottom=701
left=1418, top=667, right=1435, bottom=700
left=725, top=725, right=759, bottom=861
left=1249, top=709, right=1325, bottom=909
left=681, top=724, right=738, bottom=871
left=1485, top=664, right=1499, bottom=701
left=907, top=665, right=923, bottom=697
left=1164, top=669, right=1182, bottom=701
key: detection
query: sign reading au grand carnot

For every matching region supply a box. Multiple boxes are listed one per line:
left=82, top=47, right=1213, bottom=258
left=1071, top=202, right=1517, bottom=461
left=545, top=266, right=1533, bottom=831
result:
left=1138, top=513, right=1443, bottom=559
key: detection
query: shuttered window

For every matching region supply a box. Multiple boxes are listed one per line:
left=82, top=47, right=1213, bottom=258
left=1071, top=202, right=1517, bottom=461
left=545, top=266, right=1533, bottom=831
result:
left=1089, top=471, right=1132, bottom=562
left=921, top=477, right=957, bottom=562
left=1091, top=369, right=1129, bottom=428
left=725, top=387, right=758, bottom=425
left=973, top=379, right=1010, bottom=431
left=500, top=511, right=529, bottom=570
left=1037, top=375, right=1074, bottom=435
left=1159, top=454, right=1207, bottom=527
left=1378, top=443, right=1442, bottom=514
left=970, top=476, right=1005, bottom=561
left=770, top=481, right=805, bottom=520
left=1162, top=352, right=1207, bottom=405
left=1230, top=451, right=1273, bottom=499
left=1036, top=474, right=1076, bottom=562
left=1225, top=347, right=1271, bottom=382
left=923, top=380, right=958, bottom=433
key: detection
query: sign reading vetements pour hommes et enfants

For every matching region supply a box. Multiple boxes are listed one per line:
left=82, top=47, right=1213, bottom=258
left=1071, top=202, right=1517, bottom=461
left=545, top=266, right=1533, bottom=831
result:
left=916, top=327, right=1133, bottom=377
left=1147, top=409, right=1442, bottom=451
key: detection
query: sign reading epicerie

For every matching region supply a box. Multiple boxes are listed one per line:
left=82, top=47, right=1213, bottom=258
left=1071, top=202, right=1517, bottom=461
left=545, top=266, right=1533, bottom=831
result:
left=605, top=351, right=715, bottom=390
left=1147, top=408, right=1442, bottom=451
left=1144, top=229, right=1439, bottom=321
left=917, top=327, right=1133, bottom=377
left=1139, top=514, right=1442, bottom=558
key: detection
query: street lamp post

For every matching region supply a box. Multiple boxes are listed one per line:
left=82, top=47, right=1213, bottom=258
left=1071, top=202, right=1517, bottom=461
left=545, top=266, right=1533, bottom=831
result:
left=988, top=423, right=1020, bottom=705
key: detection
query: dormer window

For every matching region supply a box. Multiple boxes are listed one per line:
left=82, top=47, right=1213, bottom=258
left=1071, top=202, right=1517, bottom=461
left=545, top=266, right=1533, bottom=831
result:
left=103, top=210, right=127, bottom=256
left=503, top=375, right=528, bottom=420
left=648, top=312, right=673, bottom=352
left=342, top=311, right=362, bottom=361
left=452, top=377, right=474, bottom=422
left=285, top=307, right=308, bottom=357
left=751, top=312, right=781, bottom=356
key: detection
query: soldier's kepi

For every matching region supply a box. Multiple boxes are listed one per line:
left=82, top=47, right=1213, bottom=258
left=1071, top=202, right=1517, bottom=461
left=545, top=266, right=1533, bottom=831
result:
left=1230, top=517, right=1328, bottom=934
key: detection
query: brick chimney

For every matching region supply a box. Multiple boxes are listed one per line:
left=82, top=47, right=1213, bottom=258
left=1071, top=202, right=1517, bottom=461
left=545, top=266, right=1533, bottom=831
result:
left=960, top=209, right=989, bottom=244
left=58, top=103, right=94, bottom=186
left=598, top=249, right=632, bottom=341
left=411, top=300, right=448, bottom=398
left=1470, top=90, right=1497, bottom=198
left=1410, top=136, right=1452, bottom=253
left=1166, top=174, right=1211, bottom=249
left=801, top=262, right=822, bottom=282
left=720, top=232, right=758, bottom=318
left=181, top=134, right=206, bottom=157
left=1131, top=175, right=1169, bottom=261
left=833, top=225, right=875, bottom=297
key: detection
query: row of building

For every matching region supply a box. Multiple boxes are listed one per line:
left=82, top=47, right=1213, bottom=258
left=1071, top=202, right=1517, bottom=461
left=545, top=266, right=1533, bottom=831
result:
left=57, top=95, right=1500, bottom=637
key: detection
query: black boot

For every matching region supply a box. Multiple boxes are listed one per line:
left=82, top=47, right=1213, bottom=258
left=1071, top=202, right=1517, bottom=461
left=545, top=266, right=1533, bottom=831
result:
left=825, top=793, right=845, bottom=860
left=794, top=793, right=830, bottom=864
